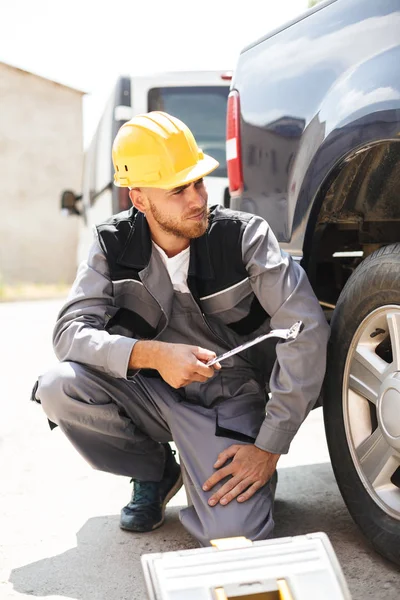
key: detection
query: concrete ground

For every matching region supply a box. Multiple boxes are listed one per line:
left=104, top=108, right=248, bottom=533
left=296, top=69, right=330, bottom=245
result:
left=1, top=299, right=399, bottom=599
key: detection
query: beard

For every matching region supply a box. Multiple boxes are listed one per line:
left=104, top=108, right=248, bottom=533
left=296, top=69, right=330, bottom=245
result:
left=148, top=201, right=209, bottom=239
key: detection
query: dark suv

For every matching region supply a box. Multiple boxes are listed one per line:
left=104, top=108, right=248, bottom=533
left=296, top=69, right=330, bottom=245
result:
left=228, top=0, right=400, bottom=566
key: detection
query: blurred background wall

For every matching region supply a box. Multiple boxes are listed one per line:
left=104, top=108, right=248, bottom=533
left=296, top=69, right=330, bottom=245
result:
left=0, top=61, right=84, bottom=285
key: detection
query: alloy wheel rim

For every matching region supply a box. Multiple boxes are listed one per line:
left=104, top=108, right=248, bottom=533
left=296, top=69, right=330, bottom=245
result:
left=343, top=305, right=400, bottom=519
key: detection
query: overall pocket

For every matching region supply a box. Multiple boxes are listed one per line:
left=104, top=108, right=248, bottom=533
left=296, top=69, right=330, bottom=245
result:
left=215, top=374, right=267, bottom=442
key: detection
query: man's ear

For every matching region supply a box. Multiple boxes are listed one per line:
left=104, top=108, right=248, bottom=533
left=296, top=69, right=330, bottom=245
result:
left=129, top=188, right=148, bottom=213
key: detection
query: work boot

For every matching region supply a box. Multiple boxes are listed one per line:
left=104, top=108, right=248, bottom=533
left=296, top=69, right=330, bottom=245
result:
left=120, top=443, right=182, bottom=532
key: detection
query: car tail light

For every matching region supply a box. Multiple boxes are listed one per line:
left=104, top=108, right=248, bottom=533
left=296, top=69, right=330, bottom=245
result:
left=226, top=90, right=243, bottom=195
left=220, top=71, right=233, bottom=81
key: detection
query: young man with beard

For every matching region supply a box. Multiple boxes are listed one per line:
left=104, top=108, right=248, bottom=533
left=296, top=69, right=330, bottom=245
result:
left=37, top=112, right=330, bottom=546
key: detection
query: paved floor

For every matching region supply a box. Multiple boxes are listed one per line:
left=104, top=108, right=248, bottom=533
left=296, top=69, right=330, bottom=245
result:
left=1, top=300, right=399, bottom=599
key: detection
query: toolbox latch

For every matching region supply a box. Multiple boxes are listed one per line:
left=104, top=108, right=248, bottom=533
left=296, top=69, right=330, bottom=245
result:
left=213, top=577, right=293, bottom=600
left=210, top=538, right=294, bottom=600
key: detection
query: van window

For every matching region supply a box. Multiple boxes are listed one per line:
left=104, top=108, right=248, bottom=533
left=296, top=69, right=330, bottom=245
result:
left=148, top=86, right=229, bottom=178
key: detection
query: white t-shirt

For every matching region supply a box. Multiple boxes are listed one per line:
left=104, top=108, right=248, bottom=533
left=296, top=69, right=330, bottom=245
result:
left=152, top=242, right=190, bottom=293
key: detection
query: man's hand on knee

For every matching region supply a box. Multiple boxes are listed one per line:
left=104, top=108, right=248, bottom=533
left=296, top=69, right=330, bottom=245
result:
left=202, top=444, right=280, bottom=506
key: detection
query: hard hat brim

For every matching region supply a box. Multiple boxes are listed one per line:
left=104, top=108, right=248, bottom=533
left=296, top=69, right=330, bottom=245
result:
left=157, top=153, right=220, bottom=190
left=115, top=153, right=220, bottom=189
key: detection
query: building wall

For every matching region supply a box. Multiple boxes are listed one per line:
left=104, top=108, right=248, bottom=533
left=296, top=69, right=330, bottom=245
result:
left=0, top=63, right=83, bottom=284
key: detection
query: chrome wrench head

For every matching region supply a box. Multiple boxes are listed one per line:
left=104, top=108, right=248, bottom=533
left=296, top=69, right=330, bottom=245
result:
left=287, top=320, right=304, bottom=340
left=265, top=320, right=304, bottom=341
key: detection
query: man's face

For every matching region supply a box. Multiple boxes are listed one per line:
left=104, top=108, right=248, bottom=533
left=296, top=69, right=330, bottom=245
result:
left=141, top=178, right=209, bottom=240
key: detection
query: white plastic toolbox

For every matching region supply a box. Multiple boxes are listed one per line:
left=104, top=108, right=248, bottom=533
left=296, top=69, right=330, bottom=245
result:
left=141, top=532, right=352, bottom=600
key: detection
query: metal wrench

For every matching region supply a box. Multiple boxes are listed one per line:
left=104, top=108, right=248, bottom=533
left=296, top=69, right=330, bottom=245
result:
left=206, top=320, right=304, bottom=367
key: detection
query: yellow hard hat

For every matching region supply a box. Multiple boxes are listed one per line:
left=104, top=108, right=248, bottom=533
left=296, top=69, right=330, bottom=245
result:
left=112, top=111, right=219, bottom=189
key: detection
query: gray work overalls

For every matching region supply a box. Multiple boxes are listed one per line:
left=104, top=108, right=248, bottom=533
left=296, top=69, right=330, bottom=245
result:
left=38, top=259, right=275, bottom=546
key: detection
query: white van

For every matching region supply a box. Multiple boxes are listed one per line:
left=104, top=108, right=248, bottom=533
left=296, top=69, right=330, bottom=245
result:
left=62, top=71, right=232, bottom=263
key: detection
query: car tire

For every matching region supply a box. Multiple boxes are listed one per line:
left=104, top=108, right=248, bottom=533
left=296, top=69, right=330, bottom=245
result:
left=324, top=243, right=400, bottom=566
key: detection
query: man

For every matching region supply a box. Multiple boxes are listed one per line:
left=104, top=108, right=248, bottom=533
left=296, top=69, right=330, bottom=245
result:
left=37, top=111, right=330, bottom=547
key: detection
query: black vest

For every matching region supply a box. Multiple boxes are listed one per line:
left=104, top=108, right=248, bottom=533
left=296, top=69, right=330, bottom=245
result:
left=96, top=205, right=269, bottom=340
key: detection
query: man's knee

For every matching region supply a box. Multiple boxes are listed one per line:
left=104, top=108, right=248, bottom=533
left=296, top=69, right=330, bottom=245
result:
left=210, top=515, right=268, bottom=542
left=37, top=362, right=86, bottom=424
left=208, top=518, right=247, bottom=541
left=205, top=492, right=275, bottom=543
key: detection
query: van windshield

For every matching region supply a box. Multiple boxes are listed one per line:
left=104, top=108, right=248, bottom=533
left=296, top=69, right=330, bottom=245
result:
left=148, top=86, right=229, bottom=178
